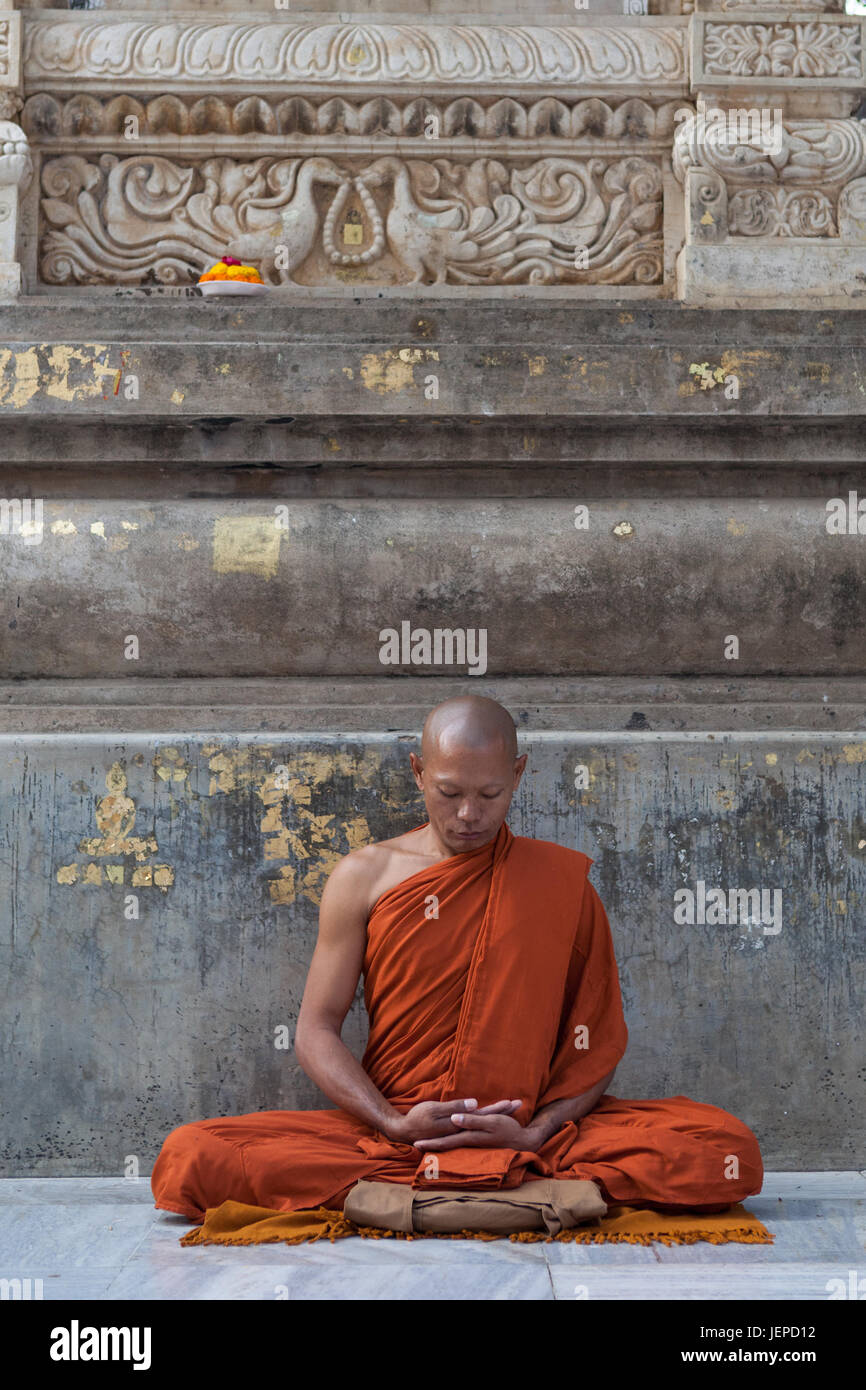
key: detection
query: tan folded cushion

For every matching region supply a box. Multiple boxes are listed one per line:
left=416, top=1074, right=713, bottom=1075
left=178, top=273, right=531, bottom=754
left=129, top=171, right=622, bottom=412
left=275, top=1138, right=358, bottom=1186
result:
left=343, top=1178, right=607, bottom=1235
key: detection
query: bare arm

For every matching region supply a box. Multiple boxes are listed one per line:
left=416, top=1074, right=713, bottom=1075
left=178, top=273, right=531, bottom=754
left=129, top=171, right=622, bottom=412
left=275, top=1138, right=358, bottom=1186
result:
left=293, top=852, right=405, bottom=1139
left=523, top=1068, right=616, bottom=1150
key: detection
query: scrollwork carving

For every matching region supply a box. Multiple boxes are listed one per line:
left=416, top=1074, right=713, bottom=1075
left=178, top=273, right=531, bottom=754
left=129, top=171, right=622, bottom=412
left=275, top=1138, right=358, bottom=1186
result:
left=39, top=152, right=664, bottom=288
left=674, top=111, right=866, bottom=241
left=673, top=114, right=866, bottom=188
left=728, top=186, right=836, bottom=235
left=686, top=166, right=727, bottom=242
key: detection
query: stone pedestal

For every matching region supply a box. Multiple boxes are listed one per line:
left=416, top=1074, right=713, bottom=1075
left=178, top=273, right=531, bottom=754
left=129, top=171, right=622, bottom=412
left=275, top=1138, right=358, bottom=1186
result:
left=677, top=243, right=866, bottom=306
left=673, top=6, right=866, bottom=304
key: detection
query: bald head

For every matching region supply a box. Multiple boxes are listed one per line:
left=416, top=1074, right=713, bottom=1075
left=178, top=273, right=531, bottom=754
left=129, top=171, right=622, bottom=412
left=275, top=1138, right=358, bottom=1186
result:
left=421, top=696, right=518, bottom=762
left=411, top=697, right=525, bottom=852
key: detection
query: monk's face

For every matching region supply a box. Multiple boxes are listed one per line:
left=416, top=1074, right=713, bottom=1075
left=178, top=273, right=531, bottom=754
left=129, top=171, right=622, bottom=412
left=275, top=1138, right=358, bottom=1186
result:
left=411, top=742, right=527, bottom=853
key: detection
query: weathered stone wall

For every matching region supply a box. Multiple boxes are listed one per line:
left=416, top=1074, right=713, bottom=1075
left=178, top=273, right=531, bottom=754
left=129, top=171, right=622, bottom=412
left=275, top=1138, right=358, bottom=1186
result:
left=2, top=496, right=865, bottom=678
left=3, top=728, right=862, bottom=1173
left=1, top=298, right=864, bottom=1173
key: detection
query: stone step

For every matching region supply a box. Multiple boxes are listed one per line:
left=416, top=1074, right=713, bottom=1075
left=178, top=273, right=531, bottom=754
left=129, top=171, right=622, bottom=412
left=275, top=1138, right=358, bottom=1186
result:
left=0, top=675, right=863, bottom=733
left=2, top=497, right=865, bottom=678
left=1, top=302, right=865, bottom=424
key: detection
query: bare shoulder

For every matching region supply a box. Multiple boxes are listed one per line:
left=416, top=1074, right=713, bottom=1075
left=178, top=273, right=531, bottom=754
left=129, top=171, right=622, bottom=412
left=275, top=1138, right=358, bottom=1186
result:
left=322, top=830, right=428, bottom=919
left=320, top=835, right=403, bottom=915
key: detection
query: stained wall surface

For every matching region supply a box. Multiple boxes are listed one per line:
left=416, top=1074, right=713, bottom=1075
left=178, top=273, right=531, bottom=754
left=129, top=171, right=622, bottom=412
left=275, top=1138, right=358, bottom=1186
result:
left=1, top=300, right=864, bottom=1175
left=2, top=729, right=864, bottom=1173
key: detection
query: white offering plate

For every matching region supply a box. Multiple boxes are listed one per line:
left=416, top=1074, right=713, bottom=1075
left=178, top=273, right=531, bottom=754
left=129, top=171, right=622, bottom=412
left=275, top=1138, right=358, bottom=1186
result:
left=198, top=281, right=268, bottom=297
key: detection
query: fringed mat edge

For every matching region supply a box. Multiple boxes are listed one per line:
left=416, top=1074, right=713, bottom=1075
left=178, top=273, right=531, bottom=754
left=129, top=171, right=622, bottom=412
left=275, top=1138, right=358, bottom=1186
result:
left=180, top=1214, right=774, bottom=1248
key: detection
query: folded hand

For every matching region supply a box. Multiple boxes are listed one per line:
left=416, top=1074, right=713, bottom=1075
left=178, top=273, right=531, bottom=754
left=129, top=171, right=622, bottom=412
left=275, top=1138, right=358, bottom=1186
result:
left=390, top=1097, right=527, bottom=1147
left=411, top=1101, right=538, bottom=1152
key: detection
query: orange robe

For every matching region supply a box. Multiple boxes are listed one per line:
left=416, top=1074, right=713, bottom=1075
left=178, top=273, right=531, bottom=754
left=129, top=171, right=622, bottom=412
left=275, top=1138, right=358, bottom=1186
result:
left=151, top=824, right=763, bottom=1220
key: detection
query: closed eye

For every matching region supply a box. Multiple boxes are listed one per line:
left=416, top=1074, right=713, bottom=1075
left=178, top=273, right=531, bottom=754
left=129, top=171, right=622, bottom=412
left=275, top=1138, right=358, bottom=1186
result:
left=439, top=790, right=502, bottom=798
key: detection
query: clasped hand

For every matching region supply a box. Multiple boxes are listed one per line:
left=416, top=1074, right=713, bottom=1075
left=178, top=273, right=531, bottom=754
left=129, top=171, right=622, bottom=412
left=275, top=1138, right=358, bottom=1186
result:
left=390, top=1098, right=538, bottom=1152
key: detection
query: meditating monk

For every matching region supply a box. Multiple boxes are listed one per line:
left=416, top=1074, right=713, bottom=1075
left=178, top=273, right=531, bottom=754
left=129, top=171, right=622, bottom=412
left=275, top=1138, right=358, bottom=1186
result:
left=151, top=695, right=763, bottom=1222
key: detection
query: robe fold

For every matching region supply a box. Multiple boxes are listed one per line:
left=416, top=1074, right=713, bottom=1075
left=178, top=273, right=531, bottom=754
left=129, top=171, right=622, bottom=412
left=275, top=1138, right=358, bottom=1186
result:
left=151, top=823, right=763, bottom=1220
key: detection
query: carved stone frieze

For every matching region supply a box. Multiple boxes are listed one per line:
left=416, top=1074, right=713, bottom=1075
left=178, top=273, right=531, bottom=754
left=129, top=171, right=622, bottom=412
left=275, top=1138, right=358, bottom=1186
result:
left=728, top=185, right=836, bottom=235
left=22, top=92, right=688, bottom=144
left=674, top=114, right=866, bottom=187
left=13, top=7, right=866, bottom=304
left=22, top=19, right=688, bottom=93
left=38, top=152, right=664, bottom=288
left=702, top=21, right=862, bottom=80
left=673, top=111, right=866, bottom=240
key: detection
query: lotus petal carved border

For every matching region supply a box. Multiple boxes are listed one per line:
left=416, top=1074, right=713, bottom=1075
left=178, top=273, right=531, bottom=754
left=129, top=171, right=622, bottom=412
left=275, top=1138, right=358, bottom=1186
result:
left=23, top=19, right=688, bottom=91
left=38, top=152, right=664, bottom=289
left=22, top=92, right=688, bottom=143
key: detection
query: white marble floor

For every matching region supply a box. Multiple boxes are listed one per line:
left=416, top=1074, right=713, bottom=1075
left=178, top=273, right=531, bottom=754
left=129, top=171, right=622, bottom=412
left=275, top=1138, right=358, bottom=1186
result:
left=0, top=1172, right=863, bottom=1300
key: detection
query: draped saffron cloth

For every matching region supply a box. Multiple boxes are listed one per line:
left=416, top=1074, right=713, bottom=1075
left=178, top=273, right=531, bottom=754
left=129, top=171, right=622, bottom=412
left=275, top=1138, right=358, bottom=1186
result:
left=151, top=824, right=763, bottom=1221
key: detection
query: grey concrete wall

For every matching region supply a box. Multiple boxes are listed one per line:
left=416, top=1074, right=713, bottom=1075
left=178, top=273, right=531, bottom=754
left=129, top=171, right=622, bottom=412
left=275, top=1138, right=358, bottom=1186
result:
left=2, top=728, right=863, bottom=1174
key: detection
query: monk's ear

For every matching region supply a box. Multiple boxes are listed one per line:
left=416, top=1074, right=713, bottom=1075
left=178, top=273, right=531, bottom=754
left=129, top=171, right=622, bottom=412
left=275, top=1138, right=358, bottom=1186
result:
left=514, top=753, right=528, bottom=784
left=409, top=751, right=424, bottom=785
